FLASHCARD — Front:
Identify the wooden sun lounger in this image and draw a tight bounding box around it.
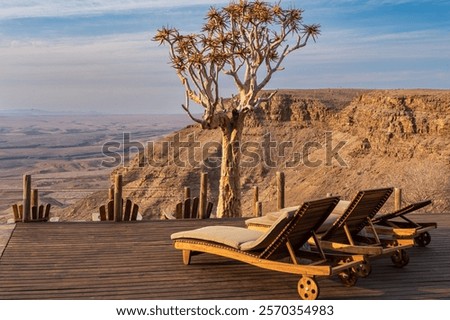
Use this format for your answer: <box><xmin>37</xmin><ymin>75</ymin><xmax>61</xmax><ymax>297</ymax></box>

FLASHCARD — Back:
<box><xmin>370</xmin><ymin>200</ymin><xmax>437</xmax><ymax>247</ymax></box>
<box><xmin>171</xmin><ymin>197</ymin><xmax>365</xmax><ymax>300</ymax></box>
<box><xmin>315</xmin><ymin>188</ymin><xmax>415</xmax><ymax>279</ymax></box>
<box><xmin>248</xmin><ymin>198</ymin><xmax>436</xmax><ymax>249</ymax></box>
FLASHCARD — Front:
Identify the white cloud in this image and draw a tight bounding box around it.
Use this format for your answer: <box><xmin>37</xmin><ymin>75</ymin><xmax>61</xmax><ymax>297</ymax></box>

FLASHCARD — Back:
<box><xmin>1</xmin><ymin>0</ymin><xmax>448</xmax><ymax>113</ymax></box>
<box><xmin>303</xmin><ymin>0</ymin><xmax>449</xmax><ymax>8</ymax></box>
<box><xmin>0</xmin><ymin>0</ymin><xmax>228</xmax><ymax>20</ymax></box>
<box><xmin>290</xmin><ymin>27</ymin><xmax>450</xmax><ymax>65</ymax></box>
<box><xmin>1</xmin><ymin>26</ymin><xmax>448</xmax><ymax>113</ymax></box>
<box><xmin>0</xmin><ymin>33</ymin><xmax>187</xmax><ymax>113</ymax></box>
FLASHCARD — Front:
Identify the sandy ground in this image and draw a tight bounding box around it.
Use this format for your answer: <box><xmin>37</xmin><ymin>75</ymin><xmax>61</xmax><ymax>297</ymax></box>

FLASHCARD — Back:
<box><xmin>0</xmin><ymin>113</ymin><xmax>191</xmax><ymax>222</ymax></box>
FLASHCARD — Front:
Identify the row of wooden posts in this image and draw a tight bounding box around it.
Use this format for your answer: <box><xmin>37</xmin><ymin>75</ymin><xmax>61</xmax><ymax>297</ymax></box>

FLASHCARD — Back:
<box><xmin>252</xmin><ymin>171</ymin><xmax>405</xmax><ymax>216</ymax></box>
<box><xmin>108</xmin><ymin>172</ymin><xmax>211</xmax><ymax>220</ymax></box>
<box><xmin>176</xmin><ymin>173</ymin><xmax>212</xmax><ymax>219</ymax></box>
<box><xmin>179</xmin><ymin>172</ymin><xmax>210</xmax><ymax>219</ymax></box>
<box><xmin>251</xmin><ymin>172</ymin><xmax>288</xmax><ymax>217</ymax></box>
<box><xmin>18</xmin><ymin>172</ymin><xmax>405</xmax><ymax>222</ymax></box>
<box><xmin>20</xmin><ymin>172</ymin><xmax>283</xmax><ymax>221</ymax></box>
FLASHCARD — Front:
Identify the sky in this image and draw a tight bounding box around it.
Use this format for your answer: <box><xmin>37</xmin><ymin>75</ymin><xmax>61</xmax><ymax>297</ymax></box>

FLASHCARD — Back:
<box><xmin>0</xmin><ymin>0</ymin><xmax>449</xmax><ymax>114</ymax></box>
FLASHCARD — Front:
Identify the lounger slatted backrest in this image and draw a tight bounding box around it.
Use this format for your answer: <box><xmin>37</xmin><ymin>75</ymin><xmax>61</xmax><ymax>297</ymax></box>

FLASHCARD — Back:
<box><xmin>372</xmin><ymin>199</ymin><xmax>432</xmax><ymax>224</ymax></box>
<box><xmin>259</xmin><ymin>197</ymin><xmax>341</xmax><ymax>259</ymax></box>
<box><xmin>320</xmin><ymin>188</ymin><xmax>393</xmax><ymax>243</ymax></box>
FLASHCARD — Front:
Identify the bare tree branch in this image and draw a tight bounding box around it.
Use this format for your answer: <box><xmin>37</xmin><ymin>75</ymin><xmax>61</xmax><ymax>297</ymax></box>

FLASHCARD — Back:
<box><xmin>181</xmin><ymin>91</ymin><xmax>203</xmax><ymax>125</ymax></box>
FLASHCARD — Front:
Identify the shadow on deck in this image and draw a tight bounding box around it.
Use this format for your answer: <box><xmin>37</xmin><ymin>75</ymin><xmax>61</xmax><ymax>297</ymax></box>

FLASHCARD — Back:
<box><xmin>0</xmin><ymin>214</ymin><xmax>449</xmax><ymax>300</ymax></box>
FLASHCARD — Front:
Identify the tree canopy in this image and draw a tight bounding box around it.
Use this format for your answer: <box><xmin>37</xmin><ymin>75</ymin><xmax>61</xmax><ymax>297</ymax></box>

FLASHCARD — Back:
<box><xmin>154</xmin><ymin>0</ymin><xmax>320</xmax><ymax>129</ymax></box>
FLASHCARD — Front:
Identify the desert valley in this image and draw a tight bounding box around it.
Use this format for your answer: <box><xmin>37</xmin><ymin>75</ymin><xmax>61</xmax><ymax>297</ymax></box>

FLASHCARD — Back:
<box><xmin>0</xmin><ymin>113</ymin><xmax>191</xmax><ymax>222</ymax></box>
<box><xmin>0</xmin><ymin>89</ymin><xmax>449</xmax><ymax>223</ymax></box>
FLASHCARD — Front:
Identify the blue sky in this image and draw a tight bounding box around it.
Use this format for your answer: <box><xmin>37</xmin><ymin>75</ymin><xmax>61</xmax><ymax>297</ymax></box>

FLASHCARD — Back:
<box><xmin>0</xmin><ymin>0</ymin><xmax>449</xmax><ymax>114</ymax></box>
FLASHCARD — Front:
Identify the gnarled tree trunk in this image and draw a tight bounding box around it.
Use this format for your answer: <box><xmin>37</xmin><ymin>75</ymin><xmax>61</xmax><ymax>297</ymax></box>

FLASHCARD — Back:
<box><xmin>216</xmin><ymin>113</ymin><xmax>245</xmax><ymax>218</ymax></box>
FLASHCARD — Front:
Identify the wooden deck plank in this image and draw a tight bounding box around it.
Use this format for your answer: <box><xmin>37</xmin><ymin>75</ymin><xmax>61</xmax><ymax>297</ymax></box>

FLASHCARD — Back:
<box><xmin>0</xmin><ymin>224</ymin><xmax>15</xmax><ymax>258</ymax></box>
<box><xmin>0</xmin><ymin>214</ymin><xmax>449</xmax><ymax>300</ymax></box>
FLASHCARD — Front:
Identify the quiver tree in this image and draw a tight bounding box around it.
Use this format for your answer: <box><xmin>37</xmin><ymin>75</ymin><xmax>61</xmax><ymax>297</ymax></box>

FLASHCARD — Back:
<box><xmin>154</xmin><ymin>0</ymin><xmax>320</xmax><ymax>217</ymax></box>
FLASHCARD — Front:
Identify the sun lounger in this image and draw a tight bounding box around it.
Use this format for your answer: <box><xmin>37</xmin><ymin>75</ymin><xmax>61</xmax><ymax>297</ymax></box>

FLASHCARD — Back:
<box><xmin>370</xmin><ymin>200</ymin><xmax>436</xmax><ymax>247</ymax></box>
<box><xmin>246</xmin><ymin>188</ymin><xmax>415</xmax><ymax>281</ymax></box>
<box><xmin>248</xmin><ymin>196</ymin><xmax>436</xmax><ymax>249</ymax></box>
<box><xmin>315</xmin><ymin>188</ymin><xmax>415</xmax><ymax>278</ymax></box>
<box><xmin>171</xmin><ymin>197</ymin><xmax>365</xmax><ymax>300</ymax></box>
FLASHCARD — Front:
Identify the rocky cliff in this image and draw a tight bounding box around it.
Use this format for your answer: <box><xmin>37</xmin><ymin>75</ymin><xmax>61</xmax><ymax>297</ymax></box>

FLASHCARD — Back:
<box><xmin>62</xmin><ymin>89</ymin><xmax>450</xmax><ymax>220</ymax></box>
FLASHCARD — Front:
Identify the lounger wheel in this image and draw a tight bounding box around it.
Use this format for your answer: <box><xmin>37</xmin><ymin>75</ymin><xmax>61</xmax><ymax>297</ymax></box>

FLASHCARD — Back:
<box><xmin>415</xmin><ymin>232</ymin><xmax>431</xmax><ymax>247</ymax></box>
<box><xmin>391</xmin><ymin>249</ymin><xmax>410</xmax><ymax>268</ymax></box>
<box><xmin>297</xmin><ymin>277</ymin><xmax>320</xmax><ymax>300</ymax></box>
<box><xmin>338</xmin><ymin>269</ymin><xmax>358</xmax><ymax>287</ymax></box>
<box><xmin>352</xmin><ymin>260</ymin><xmax>372</xmax><ymax>278</ymax></box>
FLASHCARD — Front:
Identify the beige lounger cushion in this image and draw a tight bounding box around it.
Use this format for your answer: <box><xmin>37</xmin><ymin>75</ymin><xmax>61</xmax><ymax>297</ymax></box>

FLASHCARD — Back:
<box><xmin>330</xmin><ymin>200</ymin><xmax>351</xmax><ymax>216</ymax></box>
<box><xmin>244</xmin><ymin>206</ymin><xmax>300</xmax><ymax>227</ymax></box>
<box><xmin>317</xmin><ymin>213</ymin><xmax>340</xmax><ymax>233</ymax></box>
<box><xmin>267</xmin><ymin>206</ymin><xmax>300</xmax><ymax>219</ymax></box>
<box><xmin>244</xmin><ymin>215</ymin><xmax>276</xmax><ymax>227</ymax></box>
<box><xmin>172</xmin><ymin>209</ymin><xmax>296</xmax><ymax>251</ymax></box>
<box><xmin>171</xmin><ymin>226</ymin><xmax>263</xmax><ymax>249</ymax></box>
<box><xmin>245</xmin><ymin>201</ymin><xmax>351</xmax><ymax>231</ymax></box>
<box><xmin>316</xmin><ymin>201</ymin><xmax>351</xmax><ymax>232</ymax></box>
<box><xmin>245</xmin><ymin>213</ymin><xmax>340</xmax><ymax>233</ymax></box>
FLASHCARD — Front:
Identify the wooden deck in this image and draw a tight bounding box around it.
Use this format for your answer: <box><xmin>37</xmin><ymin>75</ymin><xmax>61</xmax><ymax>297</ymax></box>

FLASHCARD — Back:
<box><xmin>0</xmin><ymin>214</ymin><xmax>449</xmax><ymax>300</ymax></box>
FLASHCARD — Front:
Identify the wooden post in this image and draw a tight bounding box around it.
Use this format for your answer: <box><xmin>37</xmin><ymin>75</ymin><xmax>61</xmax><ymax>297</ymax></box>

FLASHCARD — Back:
<box><xmin>114</xmin><ymin>174</ymin><xmax>123</xmax><ymax>222</ymax></box>
<box><xmin>22</xmin><ymin>175</ymin><xmax>31</xmax><ymax>222</ymax></box>
<box><xmin>183</xmin><ymin>198</ymin><xmax>191</xmax><ymax>219</ymax></box>
<box><xmin>394</xmin><ymin>188</ymin><xmax>402</xmax><ymax>211</ymax></box>
<box><xmin>184</xmin><ymin>187</ymin><xmax>191</xmax><ymax>200</ymax></box>
<box><xmin>32</xmin><ymin>189</ymin><xmax>39</xmax><ymax>207</ymax></box>
<box><xmin>175</xmin><ymin>203</ymin><xmax>183</xmax><ymax>219</ymax></box>
<box><xmin>253</xmin><ymin>186</ymin><xmax>259</xmax><ymax>217</ymax></box>
<box><xmin>199</xmin><ymin>172</ymin><xmax>208</xmax><ymax>219</ymax></box>
<box><xmin>276</xmin><ymin>171</ymin><xmax>285</xmax><ymax>210</ymax></box>
<box><xmin>108</xmin><ymin>187</ymin><xmax>114</xmax><ymax>200</ymax></box>
<box><xmin>32</xmin><ymin>188</ymin><xmax>39</xmax><ymax>220</ymax></box>
<box><xmin>256</xmin><ymin>201</ymin><xmax>263</xmax><ymax>217</ymax></box>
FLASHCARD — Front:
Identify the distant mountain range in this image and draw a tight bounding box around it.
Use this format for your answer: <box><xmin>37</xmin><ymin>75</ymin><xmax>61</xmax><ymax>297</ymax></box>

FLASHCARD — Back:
<box><xmin>0</xmin><ymin>108</ymin><xmax>101</xmax><ymax>116</ymax></box>
<box><xmin>0</xmin><ymin>108</ymin><xmax>189</xmax><ymax>116</ymax></box>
